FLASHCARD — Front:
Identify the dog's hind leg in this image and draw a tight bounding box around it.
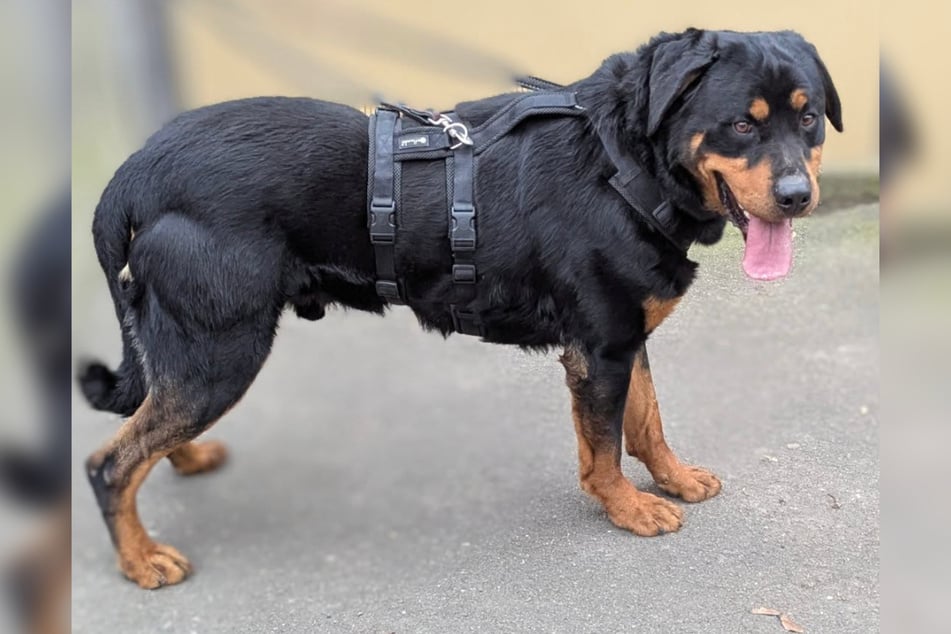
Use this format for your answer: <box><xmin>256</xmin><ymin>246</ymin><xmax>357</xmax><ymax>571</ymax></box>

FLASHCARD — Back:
<box><xmin>85</xmin><ymin>318</ymin><xmax>274</xmax><ymax>589</ymax></box>
<box><xmin>86</xmin><ymin>392</ymin><xmax>196</xmax><ymax>588</ymax></box>
<box><xmin>560</xmin><ymin>344</ymin><xmax>684</xmax><ymax>536</ymax></box>
<box><xmin>167</xmin><ymin>440</ymin><xmax>228</xmax><ymax>476</ymax></box>
<box><xmin>623</xmin><ymin>345</ymin><xmax>721</xmax><ymax>502</ymax></box>
<box><xmin>85</xmin><ymin>216</ymin><xmax>283</xmax><ymax>587</ymax></box>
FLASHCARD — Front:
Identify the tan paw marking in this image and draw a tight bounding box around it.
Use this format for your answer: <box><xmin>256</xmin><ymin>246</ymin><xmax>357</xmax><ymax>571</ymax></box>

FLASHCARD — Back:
<box><xmin>655</xmin><ymin>465</ymin><xmax>722</xmax><ymax>503</ymax></box>
<box><xmin>119</xmin><ymin>542</ymin><xmax>191</xmax><ymax>589</ymax></box>
<box><xmin>605</xmin><ymin>490</ymin><xmax>684</xmax><ymax>536</ymax></box>
<box><xmin>169</xmin><ymin>440</ymin><xmax>228</xmax><ymax>476</ymax></box>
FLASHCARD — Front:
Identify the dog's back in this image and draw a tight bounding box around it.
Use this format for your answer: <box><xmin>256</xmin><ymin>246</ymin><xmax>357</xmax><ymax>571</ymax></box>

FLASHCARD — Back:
<box><xmin>96</xmin><ymin>97</ymin><xmax>371</xmax><ymax>271</ymax></box>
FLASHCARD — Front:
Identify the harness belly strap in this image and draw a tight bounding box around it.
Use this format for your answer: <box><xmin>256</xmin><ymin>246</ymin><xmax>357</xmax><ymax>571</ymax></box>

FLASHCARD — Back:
<box><xmin>447</xmin><ymin>127</ymin><xmax>481</xmax><ymax>336</ymax></box>
<box><xmin>367</xmin><ymin>108</ymin><xmax>404</xmax><ymax>304</ymax></box>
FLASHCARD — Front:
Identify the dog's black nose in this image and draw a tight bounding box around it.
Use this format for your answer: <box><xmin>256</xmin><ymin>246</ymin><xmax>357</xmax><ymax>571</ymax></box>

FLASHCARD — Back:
<box><xmin>774</xmin><ymin>174</ymin><xmax>812</xmax><ymax>215</ymax></box>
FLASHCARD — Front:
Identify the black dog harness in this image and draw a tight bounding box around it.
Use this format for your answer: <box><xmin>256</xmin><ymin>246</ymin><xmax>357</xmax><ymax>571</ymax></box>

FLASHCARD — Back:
<box><xmin>366</xmin><ymin>79</ymin><xmax>709</xmax><ymax>336</ymax></box>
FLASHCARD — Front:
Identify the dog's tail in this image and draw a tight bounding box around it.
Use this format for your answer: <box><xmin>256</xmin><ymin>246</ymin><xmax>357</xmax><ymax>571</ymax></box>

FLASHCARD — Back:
<box><xmin>78</xmin><ymin>178</ymin><xmax>148</xmax><ymax>416</ymax></box>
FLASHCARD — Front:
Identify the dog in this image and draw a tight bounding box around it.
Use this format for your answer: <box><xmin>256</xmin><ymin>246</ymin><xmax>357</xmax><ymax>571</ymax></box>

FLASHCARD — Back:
<box><xmin>79</xmin><ymin>28</ymin><xmax>841</xmax><ymax>588</ymax></box>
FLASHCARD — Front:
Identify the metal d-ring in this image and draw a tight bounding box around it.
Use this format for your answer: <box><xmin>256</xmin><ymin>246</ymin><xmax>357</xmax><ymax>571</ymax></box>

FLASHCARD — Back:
<box><xmin>428</xmin><ymin>113</ymin><xmax>473</xmax><ymax>149</ymax></box>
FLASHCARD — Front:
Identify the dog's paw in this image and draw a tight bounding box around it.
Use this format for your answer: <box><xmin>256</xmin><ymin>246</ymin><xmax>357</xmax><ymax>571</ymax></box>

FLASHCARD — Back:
<box><xmin>606</xmin><ymin>491</ymin><xmax>683</xmax><ymax>536</ymax></box>
<box><xmin>119</xmin><ymin>542</ymin><xmax>191</xmax><ymax>589</ymax></box>
<box><xmin>655</xmin><ymin>465</ymin><xmax>721</xmax><ymax>502</ymax></box>
<box><xmin>168</xmin><ymin>440</ymin><xmax>228</xmax><ymax>476</ymax></box>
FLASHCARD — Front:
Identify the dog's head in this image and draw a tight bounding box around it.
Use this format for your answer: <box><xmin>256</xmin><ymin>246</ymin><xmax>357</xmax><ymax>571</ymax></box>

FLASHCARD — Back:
<box><xmin>646</xmin><ymin>30</ymin><xmax>842</xmax><ymax>280</ymax></box>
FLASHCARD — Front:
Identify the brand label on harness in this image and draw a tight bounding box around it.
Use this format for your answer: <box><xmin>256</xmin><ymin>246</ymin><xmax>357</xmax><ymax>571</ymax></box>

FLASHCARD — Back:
<box><xmin>399</xmin><ymin>135</ymin><xmax>430</xmax><ymax>149</ymax></box>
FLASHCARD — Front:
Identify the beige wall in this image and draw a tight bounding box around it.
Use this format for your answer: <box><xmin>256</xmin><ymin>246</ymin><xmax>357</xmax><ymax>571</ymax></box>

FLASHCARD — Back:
<box><xmin>170</xmin><ymin>0</ymin><xmax>878</xmax><ymax>174</ymax></box>
<box><xmin>882</xmin><ymin>3</ymin><xmax>949</xmax><ymax>212</ymax></box>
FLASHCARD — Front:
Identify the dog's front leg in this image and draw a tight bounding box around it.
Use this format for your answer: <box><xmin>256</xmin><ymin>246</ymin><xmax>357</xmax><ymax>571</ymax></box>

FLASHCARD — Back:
<box><xmin>560</xmin><ymin>344</ymin><xmax>683</xmax><ymax>536</ymax></box>
<box><xmin>623</xmin><ymin>345</ymin><xmax>721</xmax><ymax>503</ymax></box>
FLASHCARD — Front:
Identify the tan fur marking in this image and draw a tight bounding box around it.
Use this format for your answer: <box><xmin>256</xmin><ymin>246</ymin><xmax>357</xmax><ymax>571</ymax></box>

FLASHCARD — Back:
<box><xmin>570</xmin><ymin>402</ymin><xmax>684</xmax><ymax>535</ymax></box>
<box><xmin>694</xmin><ymin>153</ymin><xmax>778</xmax><ymax>221</ymax></box>
<box><xmin>804</xmin><ymin>145</ymin><xmax>824</xmax><ymax>214</ymax></box>
<box><xmin>749</xmin><ymin>98</ymin><xmax>770</xmax><ymax>121</ymax></box>
<box><xmin>571</xmin><ymin>409</ymin><xmax>596</xmax><ymax>494</ymax></box>
<box><xmin>118</xmin><ymin>228</ymin><xmax>137</xmax><ymax>282</ymax></box>
<box><xmin>690</xmin><ymin>132</ymin><xmax>705</xmax><ymax>156</ymax></box>
<box><xmin>168</xmin><ymin>440</ymin><xmax>228</xmax><ymax>476</ymax></box>
<box><xmin>643</xmin><ymin>296</ymin><xmax>681</xmax><ymax>333</ymax></box>
<box><xmin>790</xmin><ymin>88</ymin><xmax>808</xmax><ymax>111</ymax></box>
<box><xmin>112</xmin><ymin>450</ymin><xmax>191</xmax><ymax>588</ymax></box>
<box><xmin>559</xmin><ymin>345</ymin><xmax>588</xmax><ymax>389</ymax></box>
<box><xmin>623</xmin><ymin>349</ymin><xmax>721</xmax><ymax>502</ymax></box>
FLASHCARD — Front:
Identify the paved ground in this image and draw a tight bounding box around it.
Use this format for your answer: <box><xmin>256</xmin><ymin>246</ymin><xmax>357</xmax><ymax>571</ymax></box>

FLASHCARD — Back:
<box><xmin>72</xmin><ymin>204</ymin><xmax>879</xmax><ymax>633</ymax></box>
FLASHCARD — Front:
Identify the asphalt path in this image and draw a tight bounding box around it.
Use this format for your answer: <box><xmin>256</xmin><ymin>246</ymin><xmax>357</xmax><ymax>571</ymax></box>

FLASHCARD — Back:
<box><xmin>72</xmin><ymin>204</ymin><xmax>879</xmax><ymax>633</ymax></box>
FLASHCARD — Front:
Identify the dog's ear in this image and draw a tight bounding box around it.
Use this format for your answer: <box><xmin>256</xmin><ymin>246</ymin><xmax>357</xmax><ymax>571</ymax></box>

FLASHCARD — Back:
<box><xmin>782</xmin><ymin>32</ymin><xmax>843</xmax><ymax>133</ymax></box>
<box><xmin>646</xmin><ymin>30</ymin><xmax>718</xmax><ymax>136</ymax></box>
<box><xmin>812</xmin><ymin>50</ymin><xmax>843</xmax><ymax>132</ymax></box>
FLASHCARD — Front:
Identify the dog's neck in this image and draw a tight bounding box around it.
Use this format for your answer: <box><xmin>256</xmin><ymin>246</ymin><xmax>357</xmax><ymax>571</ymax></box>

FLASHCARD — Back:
<box><xmin>573</xmin><ymin>55</ymin><xmax>727</xmax><ymax>247</ymax></box>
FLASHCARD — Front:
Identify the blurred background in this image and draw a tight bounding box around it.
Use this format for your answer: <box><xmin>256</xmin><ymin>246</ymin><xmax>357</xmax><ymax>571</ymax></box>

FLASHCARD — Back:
<box><xmin>10</xmin><ymin>0</ymin><xmax>949</xmax><ymax>631</ymax></box>
<box><xmin>0</xmin><ymin>2</ymin><xmax>69</xmax><ymax>633</ymax></box>
<box><xmin>880</xmin><ymin>4</ymin><xmax>951</xmax><ymax>634</ymax></box>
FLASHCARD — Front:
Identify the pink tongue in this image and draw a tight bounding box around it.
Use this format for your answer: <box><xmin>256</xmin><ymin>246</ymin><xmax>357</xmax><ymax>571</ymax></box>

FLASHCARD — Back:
<box><xmin>742</xmin><ymin>217</ymin><xmax>793</xmax><ymax>280</ymax></box>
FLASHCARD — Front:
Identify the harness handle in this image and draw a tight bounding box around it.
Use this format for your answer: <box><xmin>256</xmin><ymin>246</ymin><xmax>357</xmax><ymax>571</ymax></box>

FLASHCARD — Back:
<box><xmin>515</xmin><ymin>75</ymin><xmax>565</xmax><ymax>91</ymax></box>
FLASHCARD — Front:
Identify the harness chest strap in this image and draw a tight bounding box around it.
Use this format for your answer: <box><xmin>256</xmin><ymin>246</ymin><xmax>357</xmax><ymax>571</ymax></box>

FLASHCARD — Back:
<box><xmin>591</xmin><ymin>121</ymin><xmax>718</xmax><ymax>252</ymax></box>
<box><xmin>512</xmin><ymin>77</ymin><xmax>720</xmax><ymax>252</ymax></box>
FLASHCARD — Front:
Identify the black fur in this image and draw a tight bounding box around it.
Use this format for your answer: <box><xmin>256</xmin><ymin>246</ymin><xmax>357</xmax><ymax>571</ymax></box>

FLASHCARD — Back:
<box><xmin>80</xmin><ymin>29</ymin><xmax>840</xmax><ymax>552</ymax></box>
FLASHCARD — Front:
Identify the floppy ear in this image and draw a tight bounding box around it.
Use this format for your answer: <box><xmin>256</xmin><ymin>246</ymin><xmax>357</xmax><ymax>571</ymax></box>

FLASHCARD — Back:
<box><xmin>813</xmin><ymin>52</ymin><xmax>843</xmax><ymax>132</ymax></box>
<box><xmin>646</xmin><ymin>30</ymin><xmax>719</xmax><ymax>136</ymax></box>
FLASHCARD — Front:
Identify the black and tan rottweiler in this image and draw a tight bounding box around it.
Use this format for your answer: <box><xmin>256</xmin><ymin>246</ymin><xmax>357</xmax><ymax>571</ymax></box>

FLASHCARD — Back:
<box><xmin>79</xmin><ymin>28</ymin><xmax>841</xmax><ymax>588</ymax></box>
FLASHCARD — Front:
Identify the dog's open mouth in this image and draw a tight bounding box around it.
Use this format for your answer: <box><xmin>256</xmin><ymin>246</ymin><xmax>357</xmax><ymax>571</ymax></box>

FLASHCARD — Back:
<box><xmin>717</xmin><ymin>174</ymin><xmax>749</xmax><ymax>237</ymax></box>
<box><xmin>715</xmin><ymin>173</ymin><xmax>793</xmax><ymax>281</ymax></box>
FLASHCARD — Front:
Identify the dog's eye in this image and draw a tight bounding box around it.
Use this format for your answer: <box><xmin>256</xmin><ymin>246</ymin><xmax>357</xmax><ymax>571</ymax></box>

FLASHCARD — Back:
<box><xmin>733</xmin><ymin>121</ymin><xmax>753</xmax><ymax>134</ymax></box>
<box><xmin>801</xmin><ymin>113</ymin><xmax>817</xmax><ymax>127</ymax></box>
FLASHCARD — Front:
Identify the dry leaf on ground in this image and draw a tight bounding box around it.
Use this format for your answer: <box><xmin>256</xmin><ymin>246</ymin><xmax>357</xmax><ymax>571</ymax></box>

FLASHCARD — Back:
<box><xmin>779</xmin><ymin>613</ymin><xmax>805</xmax><ymax>633</ymax></box>
<box><xmin>752</xmin><ymin>607</ymin><xmax>782</xmax><ymax>616</ymax></box>
<box><xmin>751</xmin><ymin>607</ymin><xmax>805</xmax><ymax>632</ymax></box>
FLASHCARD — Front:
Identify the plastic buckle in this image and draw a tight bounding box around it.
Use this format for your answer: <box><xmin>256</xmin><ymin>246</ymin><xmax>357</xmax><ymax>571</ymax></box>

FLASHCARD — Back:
<box><xmin>450</xmin><ymin>203</ymin><xmax>476</xmax><ymax>251</ymax></box>
<box><xmin>369</xmin><ymin>199</ymin><xmax>396</xmax><ymax>245</ymax></box>
<box><xmin>375</xmin><ymin>280</ymin><xmax>401</xmax><ymax>302</ymax></box>
<box><xmin>450</xmin><ymin>306</ymin><xmax>484</xmax><ymax>336</ymax></box>
<box><xmin>452</xmin><ymin>264</ymin><xmax>476</xmax><ymax>284</ymax></box>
